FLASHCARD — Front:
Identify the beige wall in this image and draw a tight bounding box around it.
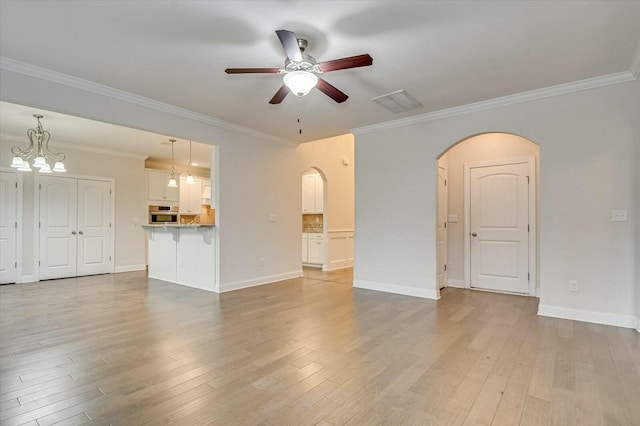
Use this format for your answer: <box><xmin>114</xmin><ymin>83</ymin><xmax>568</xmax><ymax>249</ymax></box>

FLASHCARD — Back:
<box><xmin>297</xmin><ymin>134</ymin><xmax>354</xmax><ymax>232</ymax></box>
<box><xmin>442</xmin><ymin>133</ymin><xmax>540</xmax><ymax>285</ymax></box>
<box><xmin>1</xmin><ymin>139</ymin><xmax>147</xmax><ymax>278</ymax></box>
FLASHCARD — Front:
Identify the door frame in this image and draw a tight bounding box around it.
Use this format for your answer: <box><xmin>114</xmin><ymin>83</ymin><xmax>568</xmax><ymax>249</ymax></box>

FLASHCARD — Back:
<box><xmin>34</xmin><ymin>172</ymin><xmax>116</xmax><ymax>282</ymax></box>
<box><xmin>0</xmin><ymin>167</ymin><xmax>24</xmax><ymax>283</ymax></box>
<box><xmin>463</xmin><ymin>157</ymin><xmax>537</xmax><ymax>296</ymax></box>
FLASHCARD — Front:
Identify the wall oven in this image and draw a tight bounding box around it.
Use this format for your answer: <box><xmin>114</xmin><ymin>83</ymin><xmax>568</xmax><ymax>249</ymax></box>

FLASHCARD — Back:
<box><xmin>149</xmin><ymin>205</ymin><xmax>179</xmax><ymax>224</ymax></box>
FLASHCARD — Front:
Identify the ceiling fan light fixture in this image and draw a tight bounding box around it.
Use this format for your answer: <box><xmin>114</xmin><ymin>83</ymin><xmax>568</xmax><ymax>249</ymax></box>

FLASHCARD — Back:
<box><xmin>283</xmin><ymin>71</ymin><xmax>318</xmax><ymax>97</ymax></box>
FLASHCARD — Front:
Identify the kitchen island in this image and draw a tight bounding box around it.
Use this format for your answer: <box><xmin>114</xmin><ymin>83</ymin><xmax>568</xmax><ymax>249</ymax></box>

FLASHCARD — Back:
<box><xmin>142</xmin><ymin>225</ymin><xmax>216</xmax><ymax>292</ymax></box>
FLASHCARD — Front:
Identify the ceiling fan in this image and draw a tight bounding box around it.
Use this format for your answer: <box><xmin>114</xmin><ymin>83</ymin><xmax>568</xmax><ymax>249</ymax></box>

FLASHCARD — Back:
<box><xmin>225</xmin><ymin>30</ymin><xmax>373</xmax><ymax>104</ymax></box>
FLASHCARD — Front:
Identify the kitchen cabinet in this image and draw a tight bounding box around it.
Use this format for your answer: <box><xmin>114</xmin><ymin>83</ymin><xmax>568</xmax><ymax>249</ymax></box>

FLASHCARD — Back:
<box><xmin>148</xmin><ymin>170</ymin><xmax>180</xmax><ymax>202</ymax></box>
<box><xmin>201</xmin><ymin>178</ymin><xmax>212</xmax><ymax>203</ymax></box>
<box><xmin>302</xmin><ymin>172</ymin><xmax>323</xmax><ymax>213</ymax></box>
<box><xmin>302</xmin><ymin>233</ymin><xmax>323</xmax><ymax>265</ymax></box>
<box><xmin>179</xmin><ymin>177</ymin><xmax>203</xmax><ymax>214</ymax></box>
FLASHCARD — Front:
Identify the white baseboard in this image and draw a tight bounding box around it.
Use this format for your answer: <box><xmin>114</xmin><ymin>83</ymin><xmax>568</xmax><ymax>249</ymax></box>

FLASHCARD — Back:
<box><xmin>538</xmin><ymin>304</ymin><xmax>637</xmax><ymax>330</ymax></box>
<box><xmin>114</xmin><ymin>264</ymin><xmax>147</xmax><ymax>273</ymax></box>
<box><xmin>324</xmin><ymin>262</ymin><xmax>354</xmax><ymax>272</ymax></box>
<box><xmin>19</xmin><ymin>275</ymin><xmax>36</xmax><ymax>283</ymax></box>
<box><xmin>217</xmin><ymin>270</ymin><xmax>302</xmax><ymax>293</ymax></box>
<box><xmin>353</xmin><ymin>279</ymin><xmax>440</xmax><ymax>300</ymax></box>
<box><xmin>447</xmin><ymin>279</ymin><xmax>465</xmax><ymax>289</ymax></box>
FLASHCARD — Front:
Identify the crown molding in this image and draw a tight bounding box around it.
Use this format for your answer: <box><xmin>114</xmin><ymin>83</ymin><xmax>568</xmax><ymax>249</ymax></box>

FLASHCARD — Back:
<box><xmin>630</xmin><ymin>40</ymin><xmax>640</xmax><ymax>80</ymax></box>
<box><xmin>0</xmin><ymin>133</ymin><xmax>149</xmax><ymax>160</ymax></box>
<box><xmin>0</xmin><ymin>57</ymin><xmax>295</xmax><ymax>147</ymax></box>
<box><xmin>352</xmin><ymin>69</ymin><xmax>638</xmax><ymax>136</ymax></box>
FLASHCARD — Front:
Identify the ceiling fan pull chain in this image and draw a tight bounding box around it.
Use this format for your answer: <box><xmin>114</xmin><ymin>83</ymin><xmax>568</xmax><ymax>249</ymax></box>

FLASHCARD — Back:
<box><xmin>298</xmin><ymin>95</ymin><xmax>303</xmax><ymax>135</ymax></box>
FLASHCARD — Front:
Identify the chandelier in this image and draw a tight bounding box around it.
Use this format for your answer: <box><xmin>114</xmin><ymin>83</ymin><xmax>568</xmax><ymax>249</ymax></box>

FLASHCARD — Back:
<box><xmin>10</xmin><ymin>114</ymin><xmax>66</xmax><ymax>173</ymax></box>
<box><xmin>167</xmin><ymin>139</ymin><xmax>177</xmax><ymax>187</ymax></box>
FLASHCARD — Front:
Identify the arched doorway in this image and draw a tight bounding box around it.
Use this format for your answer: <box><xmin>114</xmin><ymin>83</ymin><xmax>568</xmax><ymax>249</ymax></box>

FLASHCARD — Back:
<box><xmin>301</xmin><ymin>167</ymin><xmax>327</xmax><ymax>270</ymax></box>
<box><xmin>436</xmin><ymin>132</ymin><xmax>540</xmax><ymax>297</ymax></box>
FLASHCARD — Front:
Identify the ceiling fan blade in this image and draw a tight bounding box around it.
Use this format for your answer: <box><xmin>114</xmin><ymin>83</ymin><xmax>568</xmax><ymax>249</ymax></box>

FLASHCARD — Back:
<box><xmin>269</xmin><ymin>85</ymin><xmax>290</xmax><ymax>104</ymax></box>
<box><xmin>276</xmin><ymin>30</ymin><xmax>303</xmax><ymax>62</ymax></box>
<box><xmin>316</xmin><ymin>78</ymin><xmax>348</xmax><ymax>103</ymax></box>
<box><xmin>225</xmin><ymin>68</ymin><xmax>281</xmax><ymax>74</ymax></box>
<box><xmin>318</xmin><ymin>54</ymin><xmax>373</xmax><ymax>72</ymax></box>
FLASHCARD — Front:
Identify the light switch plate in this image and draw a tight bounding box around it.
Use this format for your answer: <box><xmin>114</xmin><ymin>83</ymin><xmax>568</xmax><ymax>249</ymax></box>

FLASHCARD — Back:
<box><xmin>611</xmin><ymin>209</ymin><xmax>627</xmax><ymax>222</ymax></box>
<box><xmin>269</xmin><ymin>214</ymin><xmax>277</xmax><ymax>222</ymax></box>
<box><xmin>447</xmin><ymin>214</ymin><xmax>459</xmax><ymax>223</ymax></box>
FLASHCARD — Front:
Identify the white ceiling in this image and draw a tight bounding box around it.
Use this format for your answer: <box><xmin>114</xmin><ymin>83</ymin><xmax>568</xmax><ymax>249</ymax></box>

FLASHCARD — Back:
<box><xmin>1</xmin><ymin>1</ymin><xmax>639</xmax><ymax>150</ymax></box>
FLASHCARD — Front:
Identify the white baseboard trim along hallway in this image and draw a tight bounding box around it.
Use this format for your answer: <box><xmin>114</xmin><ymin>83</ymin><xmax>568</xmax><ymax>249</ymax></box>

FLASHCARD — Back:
<box><xmin>217</xmin><ymin>271</ymin><xmax>302</xmax><ymax>293</ymax></box>
<box><xmin>538</xmin><ymin>304</ymin><xmax>637</xmax><ymax>329</ymax></box>
<box><xmin>353</xmin><ymin>279</ymin><xmax>440</xmax><ymax>300</ymax></box>
<box><xmin>115</xmin><ymin>264</ymin><xmax>147</xmax><ymax>273</ymax></box>
<box><xmin>447</xmin><ymin>279</ymin><xmax>466</xmax><ymax>289</ymax></box>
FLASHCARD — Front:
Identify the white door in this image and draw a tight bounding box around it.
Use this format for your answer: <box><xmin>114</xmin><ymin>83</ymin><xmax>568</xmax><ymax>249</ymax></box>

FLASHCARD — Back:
<box><xmin>436</xmin><ymin>166</ymin><xmax>448</xmax><ymax>290</ymax></box>
<box><xmin>40</xmin><ymin>176</ymin><xmax>78</xmax><ymax>280</ymax></box>
<box><xmin>40</xmin><ymin>176</ymin><xmax>113</xmax><ymax>280</ymax></box>
<box><xmin>302</xmin><ymin>174</ymin><xmax>316</xmax><ymax>213</ymax></box>
<box><xmin>470</xmin><ymin>162</ymin><xmax>529</xmax><ymax>294</ymax></box>
<box><xmin>0</xmin><ymin>172</ymin><xmax>17</xmax><ymax>284</ymax></box>
<box><xmin>77</xmin><ymin>179</ymin><xmax>112</xmax><ymax>276</ymax></box>
<box><xmin>314</xmin><ymin>174</ymin><xmax>324</xmax><ymax>213</ymax></box>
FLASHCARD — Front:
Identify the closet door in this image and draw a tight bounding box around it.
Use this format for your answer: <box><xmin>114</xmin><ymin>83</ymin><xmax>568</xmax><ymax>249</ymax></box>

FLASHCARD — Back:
<box><xmin>39</xmin><ymin>176</ymin><xmax>78</xmax><ymax>280</ymax></box>
<box><xmin>77</xmin><ymin>179</ymin><xmax>112</xmax><ymax>276</ymax></box>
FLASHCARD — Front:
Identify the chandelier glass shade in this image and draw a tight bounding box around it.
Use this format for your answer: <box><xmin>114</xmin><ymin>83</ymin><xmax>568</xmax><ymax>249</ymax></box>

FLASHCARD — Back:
<box><xmin>283</xmin><ymin>71</ymin><xmax>318</xmax><ymax>97</ymax></box>
<box><xmin>10</xmin><ymin>114</ymin><xmax>66</xmax><ymax>173</ymax></box>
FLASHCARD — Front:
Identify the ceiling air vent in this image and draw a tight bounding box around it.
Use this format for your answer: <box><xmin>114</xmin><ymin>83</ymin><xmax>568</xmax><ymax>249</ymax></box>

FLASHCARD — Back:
<box><xmin>372</xmin><ymin>90</ymin><xmax>423</xmax><ymax>113</ymax></box>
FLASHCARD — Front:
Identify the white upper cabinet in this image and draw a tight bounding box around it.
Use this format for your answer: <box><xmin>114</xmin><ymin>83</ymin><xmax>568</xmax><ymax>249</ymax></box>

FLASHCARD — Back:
<box><xmin>302</xmin><ymin>172</ymin><xmax>324</xmax><ymax>214</ymax></box>
<box><xmin>179</xmin><ymin>178</ymin><xmax>203</xmax><ymax>214</ymax></box>
<box><xmin>148</xmin><ymin>170</ymin><xmax>179</xmax><ymax>202</ymax></box>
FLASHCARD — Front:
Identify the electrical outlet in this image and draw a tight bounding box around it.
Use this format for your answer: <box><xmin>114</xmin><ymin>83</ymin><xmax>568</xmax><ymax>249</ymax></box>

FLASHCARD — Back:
<box><xmin>569</xmin><ymin>280</ymin><xmax>578</xmax><ymax>292</ymax></box>
<box><xmin>259</xmin><ymin>257</ymin><xmax>265</xmax><ymax>267</ymax></box>
<box><xmin>611</xmin><ymin>209</ymin><xmax>627</xmax><ymax>222</ymax></box>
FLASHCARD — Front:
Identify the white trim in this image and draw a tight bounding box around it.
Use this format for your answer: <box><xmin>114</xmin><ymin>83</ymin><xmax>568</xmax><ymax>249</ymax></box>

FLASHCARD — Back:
<box><xmin>20</xmin><ymin>275</ymin><xmax>35</xmax><ymax>283</ymax></box>
<box><xmin>352</xmin><ymin>71</ymin><xmax>637</xmax><ymax>136</ymax></box>
<box><xmin>464</xmin><ymin>156</ymin><xmax>537</xmax><ymax>296</ymax></box>
<box><xmin>630</xmin><ymin>40</ymin><xmax>640</xmax><ymax>80</ymax></box>
<box><xmin>353</xmin><ymin>279</ymin><xmax>440</xmax><ymax>300</ymax></box>
<box><xmin>216</xmin><ymin>271</ymin><xmax>302</xmax><ymax>293</ymax></box>
<box><xmin>114</xmin><ymin>264</ymin><xmax>147</xmax><ymax>273</ymax></box>
<box><xmin>0</xmin><ymin>167</ymin><xmax>22</xmax><ymax>284</ymax></box>
<box><xmin>0</xmin><ymin>134</ymin><xmax>149</xmax><ymax>160</ymax></box>
<box><xmin>447</xmin><ymin>279</ymin><xmax>466</xmax><ymax>289</ymax></box>
<box><xmin>0</xmin><ymin>57</ymin><xmax>294</xmax><ymax>147</ymax></box>
<box><xmin>538</xmin><ymin>304</ymin><xmax>637</xmax><ymax>330</ymax></box>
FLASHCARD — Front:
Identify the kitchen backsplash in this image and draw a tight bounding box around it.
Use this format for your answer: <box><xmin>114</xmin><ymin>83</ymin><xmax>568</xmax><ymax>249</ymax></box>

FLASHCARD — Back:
<box><xmin>302</xmin><ymin>214</ymin><xmax>323</xmax><ymax>233</ymax></box>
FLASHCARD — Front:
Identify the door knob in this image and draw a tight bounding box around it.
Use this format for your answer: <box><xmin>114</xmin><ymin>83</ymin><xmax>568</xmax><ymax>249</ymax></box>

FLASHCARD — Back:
<box><xmin>78</xmin><ymin>231</ymin><xmax>83</xmax><ymax>235</ymax></box>
<box><xmin>471</xmin><ymin>232</ymin><xmax>477</xmax><ymax>237</ymax></box>
<box><xmin>71</xmin><ymin>231</ymin><xmax>76</xmax><ymax>235</ymax></box>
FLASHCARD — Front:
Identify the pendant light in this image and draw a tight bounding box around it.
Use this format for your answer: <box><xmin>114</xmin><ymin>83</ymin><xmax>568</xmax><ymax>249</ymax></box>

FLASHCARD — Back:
<box><xmin>167</xmin><ymin>139</ymin><xmax>177</xmax><ymax>187</ymax></box>
<box><xmin>186</xmin><ymin>140</ymin><xmax>195</xmax><ymax>184</ymax></box>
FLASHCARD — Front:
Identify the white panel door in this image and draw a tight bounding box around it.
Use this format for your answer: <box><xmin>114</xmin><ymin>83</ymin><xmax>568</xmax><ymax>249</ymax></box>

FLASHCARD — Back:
<box><xmin>314</xmin><ymin>174</ymin><xmax>324</xmax><ymax>213</ymax></box>
<box><xmin>470</xmin><ymin>163</ymin><xmax>529</xmax><ymax>293</ymax></box>
<box><xmin>77</xmin><ymin>179</ymin><xmax>112</xmax><ymax>276</ymax></box>
<box><xmin>436</xmin><ymin>166</ymin><xmax>447</xmax><ymax>290</ymax></box>
<box><xmin>40</xmin><ymin>176</ymin><xmax>78</xmax><ymax>280</ymax></box>
<box><xmin>0</xmin><ymin>172</ymin><xmax>17</xmax><ymax>284</ymax></box>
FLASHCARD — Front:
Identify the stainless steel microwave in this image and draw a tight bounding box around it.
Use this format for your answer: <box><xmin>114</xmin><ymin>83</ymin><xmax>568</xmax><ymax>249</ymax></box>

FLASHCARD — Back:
<box><xmin>149</xmin><ymin>205</ymin><xmax>178</xmax><ymax>224</ymax></box>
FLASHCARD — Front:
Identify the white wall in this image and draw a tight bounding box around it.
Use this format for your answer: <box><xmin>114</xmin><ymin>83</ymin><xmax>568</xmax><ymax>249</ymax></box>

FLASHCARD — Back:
<box><xmin>354</xmin><ymin>78</ymin><xmax>640</xmax><ymax>328</ymax></box>
<box><xmin>635</xmin><ymin>123</ymin><xmax>640</xmax><ymax>331</ymax></box>
<box><xmin>443</xmin><ymin>133</ymin><xmax>539</xmax><ymax>286</ymax></box>
<box><xmin>0</xmin><ymin>67</ymin><xmax>302</xmax><ymax>292</ymax></box>
<box><xmin>0</xmin><ymin>139</ymin><xmax>147</xmax><ymax>277</ymax></box>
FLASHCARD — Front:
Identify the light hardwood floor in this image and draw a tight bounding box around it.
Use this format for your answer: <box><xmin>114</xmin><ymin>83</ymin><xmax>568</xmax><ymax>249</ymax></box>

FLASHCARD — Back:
<box><xmin>1</xmin><ymin>268</ymin><xmax>638</xmax><ymax>425</ymax></box>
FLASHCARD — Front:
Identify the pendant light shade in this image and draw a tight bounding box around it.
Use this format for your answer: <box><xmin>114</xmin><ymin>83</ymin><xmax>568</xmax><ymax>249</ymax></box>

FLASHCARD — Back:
<box><xmin>186</xmin><ymin>140</ymin><xmax>195</xmax><ymax>184</ymax></box>
<box><xmin>168</xmin><ymin>139</ymin><xmax>177</xmax><ymax>187</ymax></box>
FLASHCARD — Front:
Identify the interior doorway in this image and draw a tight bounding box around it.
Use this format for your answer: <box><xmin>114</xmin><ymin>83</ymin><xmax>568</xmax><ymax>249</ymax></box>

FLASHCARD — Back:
<box><xmin>301</xmin><ymin>168</ymin><xmax>326</xmax><ymax>270</ymax></box>
<box><xmin>436</xmin><ymin>133</ymin><xmax>539</xmax><ymax>297</ymax></box>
